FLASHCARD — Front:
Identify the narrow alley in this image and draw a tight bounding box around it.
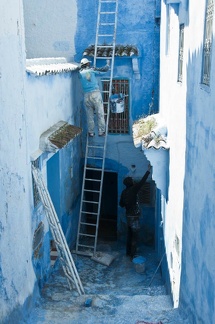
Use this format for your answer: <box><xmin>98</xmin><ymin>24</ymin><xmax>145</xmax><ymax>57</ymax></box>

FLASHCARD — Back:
<box><xmin>25</xmin><ymin>240</ymin><xmax>188</xmax><ymax>324</ymax></box>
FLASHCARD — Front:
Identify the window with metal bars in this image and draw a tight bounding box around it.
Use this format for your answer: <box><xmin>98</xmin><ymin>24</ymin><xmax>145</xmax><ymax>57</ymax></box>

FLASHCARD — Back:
<box><xmin>202</xmin><ymin>0</ymin><xmax>214</xmax><ymax>86</ymax></box>
<box><xmin>137</xmin><ymin>180</ymin><xmax>155</xmax><ymax>207</ymax></box>
<box><xmin>102</xmin><ymin>79</ymin><xmax>129</xmax><ymax>134</ymax></box>
<box><xmin>177</xmin><ymin>24</ymin><xmax>184</xmax><ymax>83</ymax></box>
<box><xmin>32</xmin><ymin>158</ymin><xmax>41</xmax><ymax>207</ymax></box>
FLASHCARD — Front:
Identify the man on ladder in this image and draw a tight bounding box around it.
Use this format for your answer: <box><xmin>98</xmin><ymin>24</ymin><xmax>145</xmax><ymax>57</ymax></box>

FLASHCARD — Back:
<box><xmin>78</xmin><ymin>58</ymin><xmax>110</xmax><ymax>137</ymax></box>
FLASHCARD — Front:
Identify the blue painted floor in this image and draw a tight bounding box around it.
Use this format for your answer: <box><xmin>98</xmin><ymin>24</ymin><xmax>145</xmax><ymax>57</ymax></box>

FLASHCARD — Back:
<box><xmin>25</xmin><ymin>240</ymin><xmax>190</xmax><ymax>324</ymax></box>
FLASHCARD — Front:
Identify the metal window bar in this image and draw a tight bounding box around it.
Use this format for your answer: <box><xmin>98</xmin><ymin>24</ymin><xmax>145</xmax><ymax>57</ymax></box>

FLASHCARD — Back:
<box><xmin>102</xmin><ymin>79</ymin><xmax>129</xmax><ymax>134</ymax></box>
<box><xmin>177</xmin><ymin>24</ymin><xmax>184</xmax><ymax>83</ymax></box>
<box><xmin>202</xmin><ymin>0</ymin><xmax>214</xmax><ymax>86</ymax></box>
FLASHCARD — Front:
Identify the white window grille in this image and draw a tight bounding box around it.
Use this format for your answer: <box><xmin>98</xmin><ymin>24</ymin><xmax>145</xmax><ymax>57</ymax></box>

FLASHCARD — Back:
<box><xmin>102</xmin><ymin>79</ymin><xmax>129</xmax><ymax>134</ymax></box>
<box><xmin>178</xmin><ymin>24</ymin><xmax>184</xmax><ymax>83</ymax></box>
<box><xmin>202</xmin><ymin>0</ymin><xmax>214</xmax><ymax>86</ymax></box>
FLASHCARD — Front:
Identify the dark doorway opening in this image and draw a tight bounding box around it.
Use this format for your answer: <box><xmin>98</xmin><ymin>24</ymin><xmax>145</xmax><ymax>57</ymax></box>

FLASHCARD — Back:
<box><xmin>85</xmin><ymin>170</ymin><xmax>118</xmax><ymax>241</ymax></box>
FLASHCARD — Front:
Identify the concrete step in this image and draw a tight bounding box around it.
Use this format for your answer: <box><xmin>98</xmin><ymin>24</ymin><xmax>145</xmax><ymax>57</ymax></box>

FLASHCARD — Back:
<box><xmin>27</xmin><ymin>291</ymin><xmax>189</xmax><ymax>324</ymax></box>
<box><xmin>25</xmin><ymin>242</ymin><xmax>190</xmax><ymax>323</ymax></box>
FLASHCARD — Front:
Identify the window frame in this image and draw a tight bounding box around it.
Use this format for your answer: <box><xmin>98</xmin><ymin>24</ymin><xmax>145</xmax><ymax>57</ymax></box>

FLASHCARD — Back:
<box><xmin>102</xmin><ymin>78</ymin><xmax>130</xmax><ymax>134</ymax></box>
<box><xmin>201</xmin><ymin>0</ymin><xmax>214</xmax><ymax>86</ymax></box>
<box><xmin>32</xmin><ymin>157</ymin><xmax>41</xmax><ymax>208</ymax></box>
<box><xmin>177</xmin><ymin>23</ymin><xmax>185</xmax><ymax>83</ymax></box>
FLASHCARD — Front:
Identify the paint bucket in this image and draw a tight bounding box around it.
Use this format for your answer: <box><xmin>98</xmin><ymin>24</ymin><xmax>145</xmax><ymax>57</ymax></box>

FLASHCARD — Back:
<box><xmin>110</xmin><ymin>94</ymin><xmax>125</xmax><ymax>113</ymax></box>
<box><xmin>132</xmin><ymin>256</ymin><xmax>146</xmax><ymax>274</ymax></box>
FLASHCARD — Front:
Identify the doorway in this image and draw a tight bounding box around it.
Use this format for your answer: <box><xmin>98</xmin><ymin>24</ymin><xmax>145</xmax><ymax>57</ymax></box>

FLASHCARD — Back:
<box><xmin>85</xmin><ymin>170</ymin><xmax>118</xmax><ymax>241</ymax></box>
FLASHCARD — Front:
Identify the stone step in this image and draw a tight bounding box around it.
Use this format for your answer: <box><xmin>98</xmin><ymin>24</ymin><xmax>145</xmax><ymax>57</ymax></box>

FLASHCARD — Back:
<box><xmin>27</xmin><ymin>292</ymin><xmax>189</xmax><ymax>324</ymax></box>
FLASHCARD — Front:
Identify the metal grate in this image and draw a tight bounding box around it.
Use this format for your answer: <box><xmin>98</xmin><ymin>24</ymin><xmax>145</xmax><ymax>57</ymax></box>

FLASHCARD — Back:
<box><xmin>33</xmin><ymin>221</ymin><xmax>44</xmax><ymax>258</ymax></box>
<box><xmin>32</xmin><ymin>158</ymin><xmax>41</xmax><ymax>207</ymax></box>
<box><xmin>202</xmin><ymin>0</ymin><xmax>214</xmax><ymax>86</ymax></box>
<box><xmin>177</xmin><ymin>24</ymin><xmax>184</xmax><ymax>83</ymax></box>
<box><xmin>137</xmin><ymin>180</ymin><xmax>156</xmax><ymax>207</ymax></box>
<box><xmin>138</xmin><ymin>182</ymin><xmax>151</xmax><ymax>205</ymax></box>
<box><xmin>102</xmin><ymin>79</ymin><xmax>129</xmax><ymax>134</ymax></box>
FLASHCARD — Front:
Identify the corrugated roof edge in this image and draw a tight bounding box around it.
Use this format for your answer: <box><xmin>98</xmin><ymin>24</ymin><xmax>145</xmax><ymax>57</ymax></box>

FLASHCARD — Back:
<box><xmin>132</xmin><ymin>113</ymin><xmax>169</xmax><ymax>150</ymax></box>
<box><xmin>26</xmin><ymin>57</ymin><xmax>79</xmax><ymax>76</ymax></box>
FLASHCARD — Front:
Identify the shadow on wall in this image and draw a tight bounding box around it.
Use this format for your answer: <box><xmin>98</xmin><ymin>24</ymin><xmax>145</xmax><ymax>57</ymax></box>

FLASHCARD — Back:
<box><xmin>164</xmin><ymin>0</ymin><xmax>190</xmax><ymax>26</ymax></box>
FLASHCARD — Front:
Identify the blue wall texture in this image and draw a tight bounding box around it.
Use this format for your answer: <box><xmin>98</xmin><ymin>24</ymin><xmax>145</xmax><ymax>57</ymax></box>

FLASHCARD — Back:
<box><xmin>75</xmin><ymin>0</ymin><xmax>160</xmax><ymax>119</ymax></box>
<box><xmin>74</xmin><ymin>0</ymin><xmax>161</xmax><ymax>242</ymax></box>
<box><xmin>180</xmin><ymin>46</ymin><xmax>215</xmax><ymax>323</ymax></box>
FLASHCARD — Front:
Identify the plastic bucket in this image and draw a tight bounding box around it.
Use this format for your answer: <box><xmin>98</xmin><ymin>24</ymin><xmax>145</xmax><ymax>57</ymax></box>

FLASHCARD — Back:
<box><xmin>132</xmin><ymin>256</ymin><xmax>146</xmax><ymax>274</ymax></box>
<box><xmin>110</xmin><ymin>94</ymin><xmax>125</xmax><ymax>113</ymax></box>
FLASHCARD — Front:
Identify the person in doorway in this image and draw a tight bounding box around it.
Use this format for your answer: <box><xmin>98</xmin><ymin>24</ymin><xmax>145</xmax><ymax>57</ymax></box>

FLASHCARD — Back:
<box><xmin>119</xmin><ymin>164</ymin><xmax>151</xmax><ymax>259</ymax></box>
<box><xmin>78</xmin><ymin>58</ymin><xmax>110</xmax><ymax>137</ymax></box>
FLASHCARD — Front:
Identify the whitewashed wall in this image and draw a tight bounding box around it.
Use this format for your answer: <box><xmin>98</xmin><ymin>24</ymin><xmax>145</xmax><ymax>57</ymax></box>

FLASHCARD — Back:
<box><xmin>160</xmin><ymin>0</ymin><xmax>215</xmax><ymax>321</ymax></box>
<box><xmin>0</xmin><ymin>0</ymin><xmax>37</xmax><ymax>320</ymax></box>
<box><xmin>159</xmin><ymin>1</ymin><xmax>187</xmax><ymax>307</ymax></box>
<box><xmin>23</xmin><ymin>0</ymin><xmax>77</xmax><ymax>61</ymax></box>
<box><xmin>0</xmin><ymin>0</ymin><xmax>82</xmax><ymax>322</ymax></box>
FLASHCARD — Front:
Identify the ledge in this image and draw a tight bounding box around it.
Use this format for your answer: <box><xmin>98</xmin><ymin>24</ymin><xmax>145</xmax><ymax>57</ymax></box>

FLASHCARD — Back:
<box><xmin>132</xmin><ymin>113</ymin><xmax>169</xmax><ymax>150</ymax></box>
<box><xmin>26</xmin><ymin>57</ymin><xmax>79</xmax><ymax>76</ymax></box>
<box><xmin>39</xmin><ymin>121</ymin><xmax>82</xmax><ymax>153</ymax></box>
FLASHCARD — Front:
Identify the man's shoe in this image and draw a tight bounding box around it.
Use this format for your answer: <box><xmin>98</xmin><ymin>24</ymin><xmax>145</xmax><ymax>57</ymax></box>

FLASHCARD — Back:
<box><xmin>99</xmin><ymin>132</ymin><xmax>105</xmax><ymax>137</ymax></box>
<box><xmin>88</xmin><ymin>132</ymin><xmax>94</xmax><ymax>137</ymax></box>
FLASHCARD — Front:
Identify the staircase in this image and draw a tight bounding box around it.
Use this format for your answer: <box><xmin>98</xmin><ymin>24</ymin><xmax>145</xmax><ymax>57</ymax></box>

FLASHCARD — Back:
<box><xmin>27</xmin><ymin>242</ymin><xmax>189</xmax><ymax>323</ymax></box>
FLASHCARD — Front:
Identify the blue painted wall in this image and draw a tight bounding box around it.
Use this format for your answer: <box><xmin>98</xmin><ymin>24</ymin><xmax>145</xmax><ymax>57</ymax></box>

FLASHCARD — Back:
<box><xmin>75</xmin><ymin>0</ymin><xmax>160</xmax><ymax>240</ymax></box>
<box><xmin>1</xmin><ymin>1</ymin><xmax>161</xmax><ymax>321</ymax></box>
<box><xmin>180</xmin><ymin>46</ymin><xmax>215</xmax><ymax>323</ymax></box>
<box><xmin>75</xmin><ymin>0</ymin><xmax>160</xmax><ymax>119</ymax></box>
<box><xmin>159</xmin><ymin>0</ymin><xmax>215</xmax><ymax>320</ymax></box>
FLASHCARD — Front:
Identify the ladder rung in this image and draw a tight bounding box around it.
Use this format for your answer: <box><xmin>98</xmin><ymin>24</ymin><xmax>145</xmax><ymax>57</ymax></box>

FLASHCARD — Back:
<box><xmin>79</xmin><ymin>233</ymin><xmax>96</xmax><ymax>238</ymax></box>
<box><xmin>96</xmin><ymin>45</ymin><xmax>114</xmax><ymax>48</ymax></box>
<box><xmin>49</xmin><ymin>222</ymin><xmax>56</xmax><ymax>228</ymax></box>
<box><xmin>101</xmin><ymin>79</ymin><xmax>111</xmax><ymax>82</ymax></box>
<box><xmin>78</xmin><ymin>243</ymin><xmax>95</xmax><ymax>249</ymax></box>
<box><xmin>86</xmin><ymin>167</ymin><xmax>102</xmax><ymax>171</ymax></box>
<box><xmin>80</xmin><ymin>211</ymin><xmax>98</xmax><ymax>216</ymax></box>
<box><xmin>64</xmin><ymin>271</ymin><xmax>75</xmax><ymax>283</ymax></box>
<box><xmin>86</xmin><ymin>156</ymin><xmax>103</xmax><ymax>160</ymax></box>
<box><xmin>100</xmin><ymin>11</ymin><xmax>116</xmax><ymax>14</ymax></box>
<box><xmin>84</xmin><ymin>189</ymin><xmax>100</xmax><ymax>193</ymax></box>
<box><xmin>87</xmin><ymin>144</ymin><xmax>104</xmax><ymax>148</ymax></box>
<box><xmin>54</xmin><ymin>239</ymin><xmax>62</xmax><ymax>246</ymax></box>
<box><xmin>83</xmin><ymin>200</ymin><xmax>99</xmax><ymax>204</ymax></box>
<box><xmin>95</xmin><ymin>56</ymin><xmax>113</xmax><ymax>59</ymax></box>
<box><xmin>98</xmin><ymin>34</ymin><xmax>114</xmax><ymax>37</ymax></box>
<box><xmin>80</xmin><ymin>222</ymin><xmax>97</xmax><ymax>226</ymax></box>
<box><xmin>100</xmin><ymin>23</ymin><xmax>115</xmax><ymax>26</ymax></box>
<box><xmin>85</xmin><ymin>178</ymin><xmax>101</xmax><ymax>182</ymax></box>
